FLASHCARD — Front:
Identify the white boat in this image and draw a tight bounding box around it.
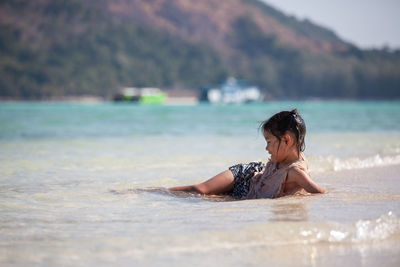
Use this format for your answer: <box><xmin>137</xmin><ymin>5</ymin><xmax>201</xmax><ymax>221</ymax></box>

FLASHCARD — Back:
<box><xmin>200</xmin><ymin>77</ymin><xmax>262</xmax><ymax>104</ymax></box>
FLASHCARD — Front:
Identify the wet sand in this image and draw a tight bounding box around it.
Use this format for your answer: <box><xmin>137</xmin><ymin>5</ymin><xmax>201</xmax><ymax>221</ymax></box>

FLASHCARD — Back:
<box><xmin>314</xmin><ymin>163</ymin><xmax>400</xmax><ymax>199</ymax></box>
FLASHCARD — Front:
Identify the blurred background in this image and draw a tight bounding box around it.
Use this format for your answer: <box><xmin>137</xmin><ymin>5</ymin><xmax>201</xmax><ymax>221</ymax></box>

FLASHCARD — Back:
<box><xmin>1</xmin><ymin>2</ymin><xmax>400</xmax><ymax>266</ymax></box>
<box><xmin>0</xmin><ymin>0</ymin><xmax>399</xmax><ymax>101</ymax></box>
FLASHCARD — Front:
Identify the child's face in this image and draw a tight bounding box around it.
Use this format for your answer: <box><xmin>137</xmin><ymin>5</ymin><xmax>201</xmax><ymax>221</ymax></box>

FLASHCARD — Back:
<box><xmin>264</xmin><ymin>130</ymin><xmax>282</xmax><ymax>163</ymax></box>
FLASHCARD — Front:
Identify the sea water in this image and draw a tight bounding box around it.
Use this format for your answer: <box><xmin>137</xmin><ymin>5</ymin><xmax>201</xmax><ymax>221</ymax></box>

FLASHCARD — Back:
<box><xmin>0</xmin><ymin>101</ymin><xmax>399</xmax><ymax>266</ymax></box>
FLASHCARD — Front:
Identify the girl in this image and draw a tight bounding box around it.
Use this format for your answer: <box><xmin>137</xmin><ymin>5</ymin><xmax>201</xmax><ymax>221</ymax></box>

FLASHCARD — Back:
<box><xmin>169</xmin><ymin>109</ymin><xmax>325</xmax><ymax>199</ymax></box>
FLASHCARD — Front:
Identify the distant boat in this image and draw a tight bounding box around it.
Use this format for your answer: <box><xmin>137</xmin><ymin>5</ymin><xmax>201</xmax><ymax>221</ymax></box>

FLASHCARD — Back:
<box><xmin>114</xmin><ymin>87</ymin><xmax>167</xmax><ymax>104</ymax></box>
<box><xmin>199</xmin><ymin>77</ymin><xmax>262</xmax><ymax>104</ymax></box>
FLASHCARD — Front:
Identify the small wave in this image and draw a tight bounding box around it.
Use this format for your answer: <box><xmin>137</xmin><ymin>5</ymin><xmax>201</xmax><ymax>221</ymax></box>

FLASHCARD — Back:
<box><xmin>225</xmin><ymin>212</ymin><xmax>400</xmax><ymax>247</ymax></box>
<box><xmin>299</xmin><ymin>211</ymin><xmax>400</xmax><ymax>244</ymax></box>
<box><xmin>353</xmin><ymin>211</ymin><xmax>400</xmax><ymax>242</ymax></box>
<box><xmin>145</xmin><ymin>212</ymin><xmax>400</xmax><ymax>256</ymax></box>
<box><xmin>332</xmin><ymin>154</ymin><xmax>400</xmax><ymax>171</ymax></box>
<box><xmin>310</xmin><ymin>154</ymin><xmax>400</xmax><ymax>172</ymax></box>
<box><xmin>118</xmin><ymin>212</ymin><xmax>400</xmax><ymax>257</ymax></box>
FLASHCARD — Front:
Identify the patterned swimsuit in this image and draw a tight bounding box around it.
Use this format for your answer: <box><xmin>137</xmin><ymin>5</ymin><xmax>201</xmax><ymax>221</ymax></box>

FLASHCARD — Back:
<box><xmin>228</xmin><ymin>161</ymin><xmax>265</xmax><ymax>199</ymax></box>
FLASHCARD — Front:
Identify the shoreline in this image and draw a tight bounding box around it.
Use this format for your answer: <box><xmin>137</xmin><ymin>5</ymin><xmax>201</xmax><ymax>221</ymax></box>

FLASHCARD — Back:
<box><xmin>2</xmin><ymin>95</ymin><xmax>400</xmax><ymax>104</ymax></box>
<box><xmin>0</xmin><ymin>94</ymin><xmax>199</xmax><ymax>105</ymax></box>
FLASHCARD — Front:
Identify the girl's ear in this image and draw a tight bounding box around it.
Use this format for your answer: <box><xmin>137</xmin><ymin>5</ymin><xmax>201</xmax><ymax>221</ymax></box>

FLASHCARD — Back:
<box><xmin>283</xmin><ymin>133</ymin><xmax>294</xmax><ymax>146</ymax></box>
<box><xmin>282</xmin><ymin>133</ymin><xmax>289</xmax><ymax>145</ymax></box>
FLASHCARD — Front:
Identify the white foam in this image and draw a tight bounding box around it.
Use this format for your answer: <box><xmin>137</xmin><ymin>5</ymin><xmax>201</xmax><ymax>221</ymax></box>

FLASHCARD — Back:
<box><xmin>353</xmin><ymin>211</ymin><xmax>400</xmax><ymax>242</ymax></box>
<box><xmin>318</xmin><ymin>211</ymin><xmax>400</xmax><ymax>244</ymax></box>
<box><xmin>248</xmin><ymin>212</ymin><xmax>400</xmax><ymax>246</ymax></box>
<box><xmin>333</xmin><ymin>154</ymin><xmax>400</xmax><ymax>171</ymax></box>
<box><xmin>309</xmin><ymin>154</ymin><xmax>400</xmax><ymax>172</ymax></box>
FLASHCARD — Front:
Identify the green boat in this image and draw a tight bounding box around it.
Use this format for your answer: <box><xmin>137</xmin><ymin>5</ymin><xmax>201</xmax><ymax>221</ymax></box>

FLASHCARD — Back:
<box><xmin>114</xmin><ymin>87</ymin><xmax>167</xmax><ymax>104</ymax></box>
<box><xmin>139</xmin><ymin>88</ymin><xmax>167</xmax><ymax>104</ymax></box>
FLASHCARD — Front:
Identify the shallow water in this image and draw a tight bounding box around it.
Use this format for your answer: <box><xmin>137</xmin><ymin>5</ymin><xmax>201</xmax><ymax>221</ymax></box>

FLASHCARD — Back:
<box><xmin>1</xmin><ymin>101</ymin><xmax>400</xmax><ymax>266</ymax></box>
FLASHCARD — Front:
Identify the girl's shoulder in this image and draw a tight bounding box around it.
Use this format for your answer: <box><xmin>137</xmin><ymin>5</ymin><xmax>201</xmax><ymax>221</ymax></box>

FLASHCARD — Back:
<box><xmin>287</xmin><ymin>156</ymin><xmax>309</xmax><ymax>173</ymax></box>
<box><xmin>286</xmin><ymin>156</ymin><xmax>311</xmax><ymax>184</ymax></box>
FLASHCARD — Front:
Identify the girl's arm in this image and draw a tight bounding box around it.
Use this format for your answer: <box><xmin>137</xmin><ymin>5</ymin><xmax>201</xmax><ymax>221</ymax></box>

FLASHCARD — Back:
<box><xmin>287</xmin><ymin>167</ymin><xmax>325</xmax><ymax>194</ymax></box>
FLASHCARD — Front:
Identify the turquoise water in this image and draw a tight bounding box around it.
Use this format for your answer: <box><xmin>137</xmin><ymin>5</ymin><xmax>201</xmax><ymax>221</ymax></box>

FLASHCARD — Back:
<box><xmin>1</xmin><ymin>101</ymin><xmax>400</xmax><ymax>266</ymax></box>
<box><xmin>1</xmin><ymin>101</ymin><xmax>400</xmax><ymax>139</ymax></box>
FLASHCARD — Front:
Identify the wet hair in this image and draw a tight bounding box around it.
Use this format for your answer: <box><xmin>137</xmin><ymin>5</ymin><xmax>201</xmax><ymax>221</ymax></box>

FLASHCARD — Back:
<box><xmin>260</xmin><ymin>109</ymin><xmax>306</xmax><ymax>153</ymax></box>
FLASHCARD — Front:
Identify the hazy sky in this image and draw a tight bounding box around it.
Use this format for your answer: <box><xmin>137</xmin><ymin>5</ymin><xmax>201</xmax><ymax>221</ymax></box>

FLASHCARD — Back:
<box><xmin>261</xmin><ymin>0</ymin><xmax>400</xmax><ymax>49</ymax></box>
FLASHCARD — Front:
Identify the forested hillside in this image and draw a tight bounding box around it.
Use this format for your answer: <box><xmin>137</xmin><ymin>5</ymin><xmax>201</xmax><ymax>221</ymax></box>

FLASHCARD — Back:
<box><xmin>1</xmin><ymin>0</ymin><xmax>399</xmax><ymax>99</ymax></box>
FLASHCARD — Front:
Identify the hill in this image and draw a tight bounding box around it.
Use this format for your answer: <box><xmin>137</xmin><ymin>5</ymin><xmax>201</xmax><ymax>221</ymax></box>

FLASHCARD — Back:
<box><xmin>1</xmin><ymin>0</ymin><xmax>399</xmax><ymax>99</ymax></box>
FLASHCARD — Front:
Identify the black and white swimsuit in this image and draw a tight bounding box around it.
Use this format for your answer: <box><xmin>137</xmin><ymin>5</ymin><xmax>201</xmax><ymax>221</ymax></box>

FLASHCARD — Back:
<box><xmin>228</xmin><ymin>161</ymin><xmax>265</xmax><ymax>199</ymax></box>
